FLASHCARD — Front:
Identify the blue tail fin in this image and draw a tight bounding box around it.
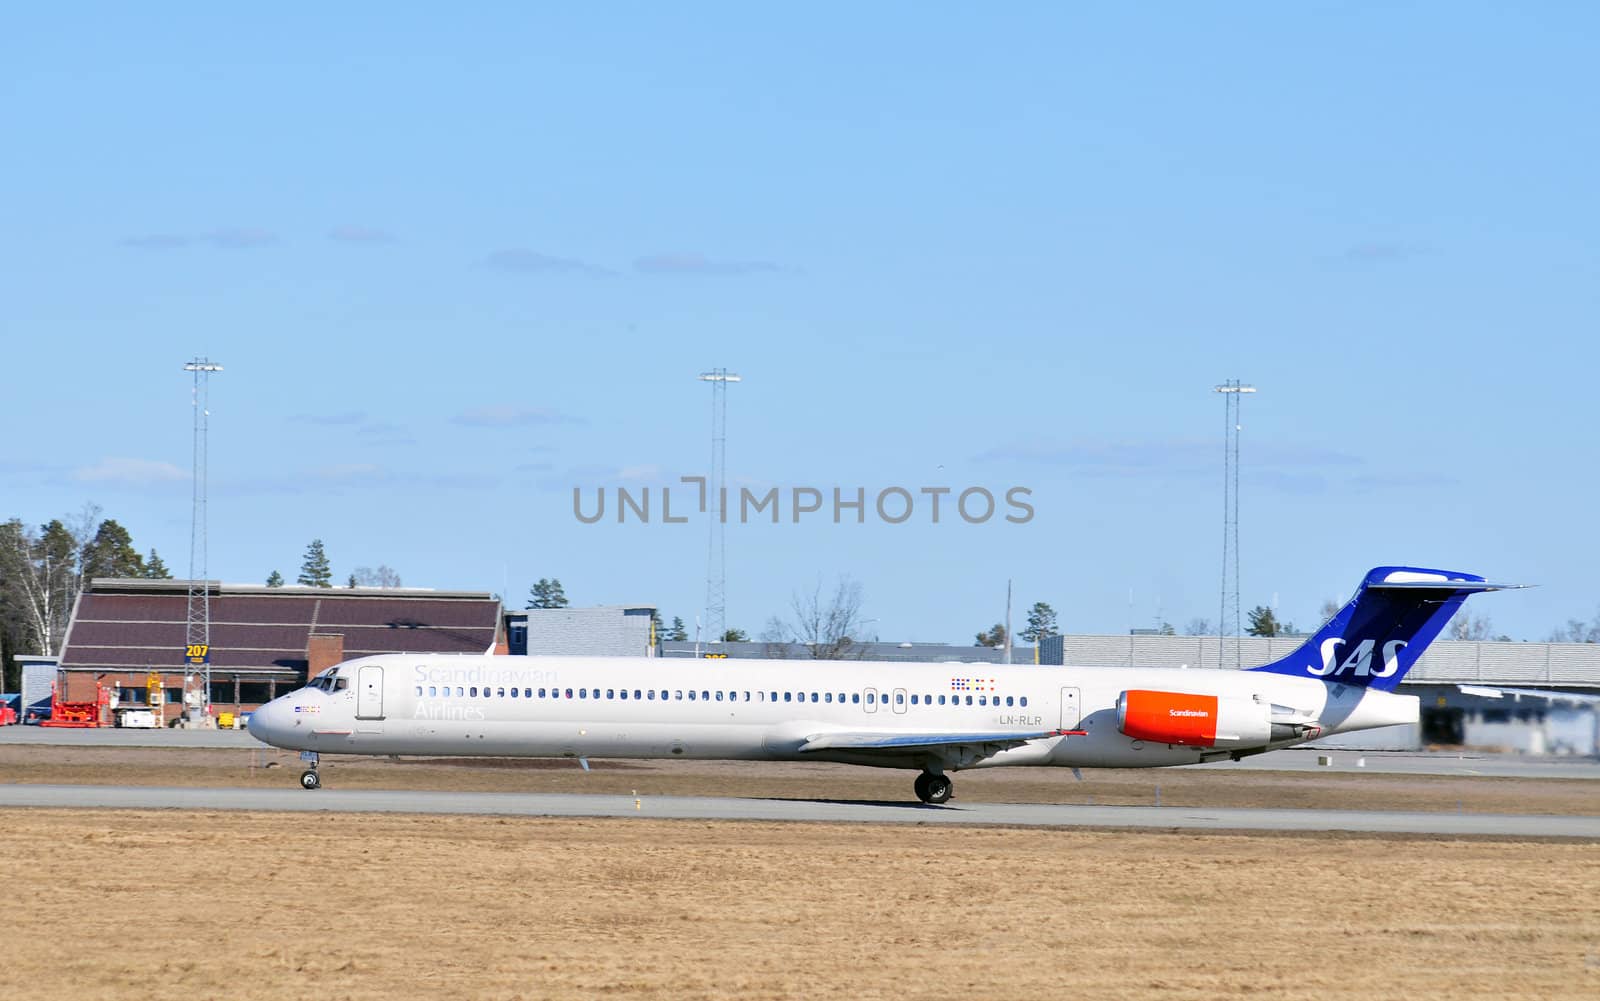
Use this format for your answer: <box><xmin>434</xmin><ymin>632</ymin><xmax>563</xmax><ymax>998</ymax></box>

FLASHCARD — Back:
<box><xmin>1249</xmin><ymin>567</ymin><xmax>1517</xmax><ymax>691</ymax></box>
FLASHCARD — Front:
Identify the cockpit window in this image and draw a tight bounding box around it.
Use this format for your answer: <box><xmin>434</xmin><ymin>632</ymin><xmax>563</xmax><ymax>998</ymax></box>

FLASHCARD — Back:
<box><xmin>334</xmin><ymin>678</ymin><xmax>348</xmax><ymax>691</ymax></box>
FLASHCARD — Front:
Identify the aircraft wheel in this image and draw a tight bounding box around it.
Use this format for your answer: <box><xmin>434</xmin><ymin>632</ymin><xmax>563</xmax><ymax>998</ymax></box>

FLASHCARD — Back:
<box><xmin>300</xmin><ymin>769</ymin><xmax>321</xmax><ymax>790</ymax></box>
<box><xmin>915</xmin><ymin>771</ymin><xmax>952</xmax><ymax>805</ymax></box>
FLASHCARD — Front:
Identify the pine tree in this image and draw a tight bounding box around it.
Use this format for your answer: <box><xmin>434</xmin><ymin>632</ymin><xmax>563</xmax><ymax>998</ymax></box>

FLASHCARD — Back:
<box><xmin>298</xmin><ymin>540</ymin><xmax>333</xmax><ymax>588</ymax></box>
<box><xmin>80</xmin><ymin>519</ymin><xmax>145</xmax><ymax>581</ymax></box>
<box><xmin>668</xmin><ymin>616</ymin><xmax>688</xmax><ymax>642</ymax></box>
<box><xmin>526</xmin><ymin>578</ymin><xmax>569</xmax><ymax>609</ymax></box>
<box><xmin>143</xmin><ymin>549</ymin><xmax>172</xmax><ymax>579</ymax></box>
<box><xmin>974</xmin><ymin>624</ymin><xmax>1007</xmax><ymax>648</ymax></box>
<box><xmin>721</xmin><ymin>628</ymin><xmax>748</xmax><ymax>643</ymax></box>
<box><xmin>1021</xmin><ymin>601</ymin><xmax>1059</xmax><ymax>643</ymax></box>
<box><xmin>1246</xmin><ymin>605</ymin><xmax>1281</xmax><ymax>637</ymax></box>
<box><xmin>649</xmin><ymin>609</ymin><xmax>664</xmax><ymax>643</ymax></box>
<box><xmin>266</xmin><ymin>570</ymin><xmax>284</xmax><ymax>587</ymax></box>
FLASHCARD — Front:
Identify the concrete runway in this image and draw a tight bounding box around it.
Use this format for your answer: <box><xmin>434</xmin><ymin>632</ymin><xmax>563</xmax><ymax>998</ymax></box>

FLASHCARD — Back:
<box><xmin>2</xmin><ymin>783</ymin><xmax>1596</xmax><ymax>837</ymax></box>
<box><xmin>4</xmin><ymin>727</ymin><xmax>1599</xmax><ymax>779</ymax></box>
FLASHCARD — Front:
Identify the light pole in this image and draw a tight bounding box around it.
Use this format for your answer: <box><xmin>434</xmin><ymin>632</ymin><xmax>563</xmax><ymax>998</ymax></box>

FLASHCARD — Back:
<box><xmin>1213</xmin><ymin>380</ymin><xmax>1255</xmax><ymax>670</ymax></box>
<box><xmin>699</xmin><ymin>369</ymin><xmax>740</xmax><ymax>644</ymax></box>
<box><xmin>185</xmin><ymin>358</ymin><xmax>222</xmax><ymax>721</ymax></box>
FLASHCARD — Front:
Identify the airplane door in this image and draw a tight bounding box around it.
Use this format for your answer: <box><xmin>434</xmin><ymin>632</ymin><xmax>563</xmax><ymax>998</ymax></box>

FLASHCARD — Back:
<box><xmin>864</xmin><ymin>687</ymin><xmax>879</xmax><ymax>714</ymax></box>
<box><xmin>891</xmin><ymin>687</ymin><xmax>908</xmax><ymax>715</ymax></box>
<box><xmin>357</xmin><ymin>665</ymin><xmax>385</xmax><ymax>720</ymax></box>
<box><xmin>1059</xmin><ymin>687</ymin><xmax>1081</xmax><ymax>730</ymax></box>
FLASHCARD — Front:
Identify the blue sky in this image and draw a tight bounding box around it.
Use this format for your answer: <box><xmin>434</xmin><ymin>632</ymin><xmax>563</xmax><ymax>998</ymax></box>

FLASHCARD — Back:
<box><xmin>3</xmin><ymin>3</ymin><xmax>1597</xmax><ymax>643</ymax></box>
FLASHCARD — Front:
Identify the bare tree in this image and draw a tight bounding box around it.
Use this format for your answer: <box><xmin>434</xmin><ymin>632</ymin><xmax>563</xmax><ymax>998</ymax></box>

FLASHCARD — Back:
<box><xmin>1183</xmin><ymin>617</ymin><xmax>1211</xmax><ymax>636</ymax></box>
<box><xmin>1547</xmin><ymin>608</ymin><xmax>1600</xmax><ymax>644</ymax></box>
<box><xmin>1448</xmin><ymin>610</ymin><xmax>1493</xmax><ymax>641</ymax></box>
<box><xmin>350</xmin><ymin>564</ymin><xmax>403</xmax><ymax>588</ymax></box>
<box><xmin>760</xmin><ymin>576</ymin><xmax>874</xmax><ymax>660</ymax></box>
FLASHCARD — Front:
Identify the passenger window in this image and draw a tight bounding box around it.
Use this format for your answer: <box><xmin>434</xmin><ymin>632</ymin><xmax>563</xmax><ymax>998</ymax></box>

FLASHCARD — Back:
<box><xmin>675</xmin><ymin>690</ymin><xmax>683</xmax><ymax>700</ymax></box>
<box><xmin>784</xmin><ymin>692</ymin><xmax>792</xmax><ymax>703</ymax></box>
<box><xmin>511</xmin><ymin>688</ymin><xmax>518</xmax><ymax>698</ymax></box>
<box><xmin>619</xmin><ymin>689</ymin><xmax>628</xmax><ymax>700</ymax></box>
<box><xmin>838</xmin><ymin>693</ymin><xmax>846</xmax><ymax>703</ymax></box>
<box><xmin>1006</xmin><ymin>696</ymin><xmax>1014</xmax><ymax>707</ymax></box>
<box><xmin>716</xmin><ymin>691</ymin><xmax>724</xmax><ymax>701</ymax></box>
<box><xmin>867</xmin><ymin>693</ymin><xmax>875</xmax><ymax>704</ymax></box>
<box><xmin>702</xmin><ymin>691</ymin><xmax>710</xmax><ymax>701</ymax></box>
<box><xmin>415</xmin><ymin>686</ymin><xmax>423</xmax><ymax>696</ymax></box>
<box><xmin>661</xmin><ymin>690</ymin><xmax>669</xmax><ymax>700</ymax></box>
<box><xmin>910</xmin><ymin>695</ymin><xmax>918</xmax><ymax>705</ymax></box>
<box><xmin>470</xmin><ymin>687</ymin><xmax>478</xmax><ymax>697</ymax></box>
<box><xmin>538</xmin><ymin>688</ymin><xmax>546</xmax><ymax>698</ymax></box>
<box><xmin>565</xmin><ymin>688</ymin><xmax>574</xmax><ymax>699</ymax></box>
<box><xmin>497</xmin><ymin>687</ymin><xmax>505</xmax><ymax>697</ymax></box>
<box><xmin>743</xmin><ymin>691</ymin><xmax>751</xmax><ymax>701</ymax></box>
<box><xmin>689</xmin><ymin>690</ymin><xmax>697</xmax><ymax>701</ymax></box>
<box><xmin>770</xmin><ymin>692</ymin><xmax>779</xmax><ymax>702</ymax></box>
<box><xmin>648</xmin><ymin>690</ymin><xmax>656</xmax><ymax>700</ymax></box>
<box><xmin>1020</xmin><ymin>696</ymin><xmax>1028</xmax><ymax>707</ymax></box>
<box><xmin>634</xmin><ymin>689</ymin><xmax>642</xmax><ymax>699</ymax></box>
<box><xmin>852</xmin><ymin>693</ymin><xmax>860</xmax><ymax>704</ymax></box>
<box><xmin>966</xmin><ymin>696</ymin><xmax>973</xmax><ymax>706</ymax></box>
<box><xmin>895</xmin><ymin>693</ymin><xmax>904</xmax><ymax>705</ymax></box>
<box><xmin>809</xmin><ymin>693</ymin><xmax>817</xmax><ymax>703</ymax></box>
<box><xmin>938</xmin><ymin>695</ymin><xmax>946</xmax><ymax>705</ymax></box>
<box><xmin>607</xmin><ymin>689</ymin><xmax>615</xmax><ymax>699</ymax></box>
<box><xmin>979</xmin><ymin>696</ymin><xmax>987</xmax><ymax>706</ymax></box>
<box><xmin>825</xmin><ymin>692</ymin><xmax>833</xmax><ymax>703</ymax></box>
<box><xmin>524</xmin><ymin>688</ymin><xmax>532</xmax><ymax>698</ymax></box>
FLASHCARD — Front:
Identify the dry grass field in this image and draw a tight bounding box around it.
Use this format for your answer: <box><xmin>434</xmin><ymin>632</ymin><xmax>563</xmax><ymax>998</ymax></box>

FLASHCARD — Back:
<box><xmin>2</xmin><ymin>808</ymin><xmax>1597</xmax><ymax>1001</ymax></box>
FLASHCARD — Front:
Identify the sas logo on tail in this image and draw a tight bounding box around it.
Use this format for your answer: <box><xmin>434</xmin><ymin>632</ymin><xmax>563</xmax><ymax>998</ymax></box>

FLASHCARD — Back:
<box><xmin>1309</xmin><ymin>638</ymin><xmax>1406</xmax><ymax>678</ymax></box>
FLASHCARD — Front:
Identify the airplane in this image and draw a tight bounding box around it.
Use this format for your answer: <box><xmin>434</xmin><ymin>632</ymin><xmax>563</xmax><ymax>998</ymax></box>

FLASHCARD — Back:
<box><xmin>247</xmin><ymin>566</ymin><xmax>1520</xmax><ymax>803</ymax></box>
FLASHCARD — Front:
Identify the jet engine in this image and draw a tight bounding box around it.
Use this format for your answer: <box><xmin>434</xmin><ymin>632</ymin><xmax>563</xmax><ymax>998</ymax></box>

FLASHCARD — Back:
<box><xmin>1116</xmin><ymin>689</ymin><xmax>1275</xmax><ymax>748</ymax></box>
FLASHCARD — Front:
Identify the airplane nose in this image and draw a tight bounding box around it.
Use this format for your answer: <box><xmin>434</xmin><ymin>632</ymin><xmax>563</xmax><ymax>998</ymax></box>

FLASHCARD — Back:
<box><xmin>247</xmin><ymin>700</ymin><xmax>282</xmax><ymax>744</ymax></box>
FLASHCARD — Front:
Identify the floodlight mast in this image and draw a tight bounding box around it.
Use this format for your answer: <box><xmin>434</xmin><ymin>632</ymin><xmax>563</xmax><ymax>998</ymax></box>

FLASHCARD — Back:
<box><xmin>698</xmin><ymin>370</ymin><xmax>740</xmax><ymax>646</ymax></box>
<box><xmin>185</xmin><ymin>359</ymin><xmax>222</xmax><ymax>721</ymax></box>
<box><xmin>1213</xmin><ymin>380</ymin><xmax>1254</xmax><ymax>670</ymax></box>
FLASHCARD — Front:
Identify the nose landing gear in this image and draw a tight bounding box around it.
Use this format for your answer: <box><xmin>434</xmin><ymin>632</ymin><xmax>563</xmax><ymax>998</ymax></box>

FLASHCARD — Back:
<box><xmin>914</xmin><ymin>771</ymin><xmax>952</xmax><ymax>805</ymax></box>
<box><xmin>299</xmin><ymin>751</ymin><xmax>321</xmax><ymax>790</ymax></box>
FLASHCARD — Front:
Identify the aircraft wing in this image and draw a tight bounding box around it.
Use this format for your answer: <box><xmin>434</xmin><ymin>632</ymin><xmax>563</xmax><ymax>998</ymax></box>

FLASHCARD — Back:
<box><xmin>1458</xmin><ymin>684</ymin><xmax>1600</xmax><ymax>705</ymax></box>
<box><xmin>799</xmin><ymin>728</ymin><xmax>1073</xmax><ymax>754</ymax></box>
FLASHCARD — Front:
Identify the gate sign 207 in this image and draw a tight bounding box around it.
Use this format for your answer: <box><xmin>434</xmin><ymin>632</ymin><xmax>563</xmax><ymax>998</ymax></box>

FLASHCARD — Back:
<box><xmin>184</xmin><ymin>644</ymin><xmax>211</xmax><ymax>666</ymax></box>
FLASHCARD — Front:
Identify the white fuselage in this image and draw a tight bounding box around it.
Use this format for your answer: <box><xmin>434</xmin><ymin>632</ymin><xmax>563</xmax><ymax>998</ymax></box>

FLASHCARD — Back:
<box><xmin>247</xmin><ymin>654</ymin><xmax>1418</xmax><ymax>771</ymax></box>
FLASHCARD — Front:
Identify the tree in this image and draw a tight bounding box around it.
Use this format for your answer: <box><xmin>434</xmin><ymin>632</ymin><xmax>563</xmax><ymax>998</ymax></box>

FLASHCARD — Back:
<box><xmin>1246</xmin><ymin>605</ymin><xmax>1282</xmax><ymax>637</ymax></box>
<box><xmin>1547</xmin><ymin>608</ymin><xmax>1600</xmax><ymax>644</ymax></box>
<box><xmin>1449</xmin><ymin>611</ymin><xmax>1493</xmax><ymax>641</ymax></box>
<box><xmin>1156</xmin><ymin>621</ymin><xmax>1176</xmax><ymax>636</ymax></box>
<box><xmin>80</xmin><ymin>519</ymin><xmax>145</xmax><ymax>581</ymax></box>
<box><xmin>975</xmin><ymin>623</ymin><xmax>1007</xmax><ymax>648</ymax></box>
<box><xmin>266</xmin><ymin>570</ymin><xmax>284</xmax><ymax>588</ymax></box>
<box><xmin>143</xmin><ymin>549</ymin><xmax>172</xmax><ymax>579</ymax></box>
<box><xmin>649</xmin><ymin>609</ymin><xmax>664</xmax><ymax>643</ymax></box>
<box><xmin>298</xmin><ymin>539</ymin><xmax>333</xmax><ymax>588</ymax></box>
<box><xmin>668</xmin><ymin>616</ymin><xmax>688</xmax><ymax>642</ymax></box>
<box><xmin>351</xmin><ymin>565</ymin><xmax>403</xmax><ymax>588</ymax></box>
<box><xmin>721</xmin><ymin>628</ymin><xmax>749</xmax><ymax>643</ymax></box>
<box><xmin>1183</xmin><ymin>618</ymin><xmax>1212</xmax><ymax>636</ymax></box>
<box><xmin>527</xmin><ymin>578</ymin><xmax>569</xmax><ymax>609</ymax></box>
<box><xmin>1020</xmin><ymin>602</ymin><xmax>1058</xmax><ymax>643</ymax></box>
<box><xmin>347</xmin><ymin>573</ymin><xmax>359</xmax><ymax>588</ymax></box>
<box><xmin>759</xmin><ymin>576</ymin><xmax>874</xmax><ymax>659</ymax></box>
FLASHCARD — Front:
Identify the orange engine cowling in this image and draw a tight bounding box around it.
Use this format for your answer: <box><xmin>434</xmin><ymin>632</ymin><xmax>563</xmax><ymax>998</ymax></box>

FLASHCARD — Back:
<box><xmin>1116</xmin><ymin>690</ymin><xmax>1272</xmax><ymax>748</ymax></box>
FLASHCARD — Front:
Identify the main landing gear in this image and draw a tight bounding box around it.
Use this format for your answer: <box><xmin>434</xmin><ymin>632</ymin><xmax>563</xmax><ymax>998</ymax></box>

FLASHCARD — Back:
<box><xmin>914</xmin><ymin>771</ymin><xmax>952</xmax><ymax>805</ymax></box>
<box><xmin>299</xmin><ymin>751</ymin><xmax>321</xmax><ymax>790</ymax></box>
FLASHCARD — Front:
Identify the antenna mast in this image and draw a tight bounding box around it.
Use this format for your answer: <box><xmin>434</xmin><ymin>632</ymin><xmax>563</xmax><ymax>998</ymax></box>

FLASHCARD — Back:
<box><xmin>185</xmin><ymin>358</ymin><xmax>222</xmax><ymax>718</ymax></box>
<box><xmin>699</xmin><ymin>369</ymin><xmax>739</xmax><ymax>644</ymax></box>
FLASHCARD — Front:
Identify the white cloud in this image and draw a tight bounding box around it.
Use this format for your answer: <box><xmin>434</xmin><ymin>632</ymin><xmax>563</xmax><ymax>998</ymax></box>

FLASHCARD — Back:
<box><xmin>72</xmin><ymin>458</ymin><xmax>189</xmax><ymax>484</ymax></box>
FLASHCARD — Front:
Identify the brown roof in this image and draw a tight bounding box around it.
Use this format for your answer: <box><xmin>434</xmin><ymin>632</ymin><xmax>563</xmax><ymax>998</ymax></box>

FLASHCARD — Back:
<box><xmin>61</xmin><ymin>580</ymin><xmax>502</xmax><ymax>676</ymax></box>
